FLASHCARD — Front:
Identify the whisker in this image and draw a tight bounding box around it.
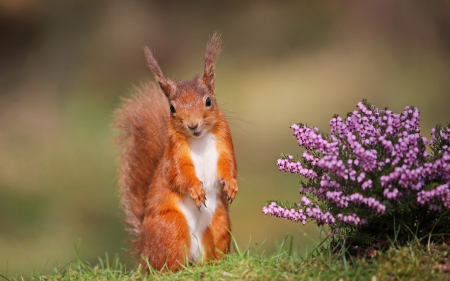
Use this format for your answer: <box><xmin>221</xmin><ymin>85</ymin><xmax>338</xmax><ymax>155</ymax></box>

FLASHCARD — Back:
<box><xmin>236</xmin><ymin>174</ymin><xmax>255</xmax><ymax>187</ymax></box>
<box><xmin>222</xmin><ymin>109</ymin><xmax>259</xmax><ymax>128</ymax></box>
<box><xmin>226</xmin><ymin>121</ymin><xmax>254</xmax><ymax>138</ymax></box>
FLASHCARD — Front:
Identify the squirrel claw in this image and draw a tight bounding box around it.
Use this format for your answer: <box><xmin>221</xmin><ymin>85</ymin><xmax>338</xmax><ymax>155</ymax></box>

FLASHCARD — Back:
<box><xmin>224</xmin><ymin>194</ymin><xmax>233</xmax><ymax>204</ymax></box>
<box><xmin>189</xmin><ymin>181</ymin><xmax>206</xmax><ymax>212</ymax></box>
<box><xmin>221</xmin><ymin>177</ymin><xmax>237</xmax><ymax>204</ymax></box>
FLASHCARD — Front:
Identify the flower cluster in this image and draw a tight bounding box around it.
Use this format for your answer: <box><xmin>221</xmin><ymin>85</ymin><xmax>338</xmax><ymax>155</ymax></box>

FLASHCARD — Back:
<box><xmin>263</xmin><ymin>202</ymin><xmax>308</xmax><ymax>225</ymax></box>
<box><xmin>262</xmin><ymin>201</ymin><xmax>337</xmax><ymax>226</ymax></box>
<box><xmin>276</xmin><ymin>156</ymin><xmax>317</xmax><ymax>179</ymax></box>
<box><xmin>417</xmin><ymin>183</ymin><xmax>450</xmax><ymax>210</ymax></box>
<box><xmin>264</xmin><ymin>99</ymin><xmax>450</xmax><ymax>242</ymax></box>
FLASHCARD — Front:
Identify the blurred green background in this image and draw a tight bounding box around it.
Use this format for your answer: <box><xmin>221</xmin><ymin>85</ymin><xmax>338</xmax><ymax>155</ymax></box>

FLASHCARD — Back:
<box><xmin>1</xmin><ymin>0</ymin><xmax>449</xmax><ymax>276</ymax></box>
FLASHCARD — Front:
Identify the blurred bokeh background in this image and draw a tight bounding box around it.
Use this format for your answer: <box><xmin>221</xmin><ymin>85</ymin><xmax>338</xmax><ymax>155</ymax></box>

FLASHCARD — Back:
<box><xmin>1</xmin><ymin>0</ymin><xmax>449</xmax><ymax>276</ymax></box>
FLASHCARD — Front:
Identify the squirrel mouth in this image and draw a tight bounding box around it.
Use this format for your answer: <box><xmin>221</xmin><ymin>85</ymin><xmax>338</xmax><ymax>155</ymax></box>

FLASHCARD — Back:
<box><xmin>193</xmin><ymin>130</ymin><xmax>202</xmax><ymax>137</ymax></box>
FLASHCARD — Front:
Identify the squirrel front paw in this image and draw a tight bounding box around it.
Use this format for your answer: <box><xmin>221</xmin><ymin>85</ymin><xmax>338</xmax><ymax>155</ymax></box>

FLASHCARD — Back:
<box><xmin>220</xmin><ymin>177</ymin><xmax>238</xmax><ymax>204</ymax></box>
<box><xmin>189</xmin><ymin>181</ymin><xmax>206</xmax><ymax>211</ymax></box>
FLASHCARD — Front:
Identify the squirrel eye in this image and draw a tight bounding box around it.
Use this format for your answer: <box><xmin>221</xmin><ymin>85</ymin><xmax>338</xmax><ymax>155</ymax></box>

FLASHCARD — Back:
<box><xmin>205</xmin><ymin>97</ymin><xmax>211</xmax><ymax>107</ymax></box>
<box><xmin>170</xmin><ymin>104</ymin><xmax>176</xmax><ymax>114</ymax></box>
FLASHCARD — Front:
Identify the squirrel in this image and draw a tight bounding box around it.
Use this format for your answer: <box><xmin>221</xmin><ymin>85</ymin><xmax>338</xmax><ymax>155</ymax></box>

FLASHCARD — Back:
<box><xmin>114</xmin><ymin>33</ymin><xmax>238</xmax><ymax>271</ymax></box>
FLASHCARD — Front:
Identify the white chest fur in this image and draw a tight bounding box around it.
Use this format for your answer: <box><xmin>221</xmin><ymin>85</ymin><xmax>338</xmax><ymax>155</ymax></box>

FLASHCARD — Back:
<box><xmin>178</xmin><ymin>132</ymin><xmax>220</xmax><ymax>262</ymax></box>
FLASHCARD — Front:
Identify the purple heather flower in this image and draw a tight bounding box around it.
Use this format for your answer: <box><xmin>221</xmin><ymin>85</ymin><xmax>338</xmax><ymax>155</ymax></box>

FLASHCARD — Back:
<box><xmin>301</xmin><ymin>196</ymin><xmax>312</xmax><ymax>206</ymax></box>
<box><xmin>291</xmin><ymin>124</ymin><xmax>338</xmax><ymax>155</ymax></box>
<box><xmin>268</xmin><ymin>100</ymin><xmax>450</xmax><ymax>231</ymax></box>
<box><xmin>337</xmin><ymin>213</ymin><xmax>366</xmax><ymax>226</ymax></box>
<box><xmin>361</xmin><ymin>179</ymin><xmax>373</xmax><ymax>190</ymax></box>
<box><xmin>417</xmin><ymin>183</ymin><xmax>450</xmax><ymax>210</ymax></box>
<box><xmin>277</xmin><ymin>157</ymin><xmax>318</xmax><ymax>179</ymax></box>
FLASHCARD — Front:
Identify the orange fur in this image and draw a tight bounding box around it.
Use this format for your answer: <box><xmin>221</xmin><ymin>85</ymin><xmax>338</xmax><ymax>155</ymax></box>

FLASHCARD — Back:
<box><xmin>114</xmin><ymin>33</ymin><xmax>238</xmax><ymax>271</ymax></box>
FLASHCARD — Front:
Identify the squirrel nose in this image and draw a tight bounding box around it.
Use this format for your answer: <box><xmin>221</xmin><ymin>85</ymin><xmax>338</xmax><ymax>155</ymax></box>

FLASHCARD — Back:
<box><xmin>187</xmin><ymin>123</ymin><xmax>198</xmax><ymax>130</ymax></box>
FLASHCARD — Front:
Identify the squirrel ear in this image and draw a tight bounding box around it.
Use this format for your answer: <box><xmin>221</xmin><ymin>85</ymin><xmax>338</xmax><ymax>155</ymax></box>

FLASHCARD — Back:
<box><xmin>144</xmin><ymin>46</ymin><xmax>176</xmax><ymax>98</ymax></box>
<box><xmin>203</xmin><ymin>33</ymin><xmax>222</xmax><ymax>93</ymax></box>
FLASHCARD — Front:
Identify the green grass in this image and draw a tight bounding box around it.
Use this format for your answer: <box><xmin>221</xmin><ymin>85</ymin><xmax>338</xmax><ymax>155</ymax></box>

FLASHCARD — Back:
<box><xmin>2</xmin><ymin>236</ymin><xmax>449</xmax><ymax>281</ymax></box>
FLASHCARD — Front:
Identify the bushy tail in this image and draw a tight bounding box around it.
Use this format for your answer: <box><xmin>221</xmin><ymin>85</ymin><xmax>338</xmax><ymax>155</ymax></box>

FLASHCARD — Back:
<box><xmin>113</xmin><ymin>82</ymin><xmax>168</xmax><ymax>253</ymax></box>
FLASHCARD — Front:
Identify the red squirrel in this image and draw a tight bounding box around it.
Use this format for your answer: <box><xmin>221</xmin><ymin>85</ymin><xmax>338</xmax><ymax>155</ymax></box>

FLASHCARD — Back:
<box><xmin>114</xmin><ymin>33</ymin><xmax>238</xmax><ymax>271</ymax></box>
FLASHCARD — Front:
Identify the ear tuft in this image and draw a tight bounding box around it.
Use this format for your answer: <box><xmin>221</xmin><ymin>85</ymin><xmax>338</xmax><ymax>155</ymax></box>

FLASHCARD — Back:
<box><xmin>203</xmin><ymin>33</ymin><xmax>222</xmax><ymax>93</ymax></box>
<box><xmin>144</xmin><ymin>46</ymin><xmax>175</xmax><ymax>98</ymax></box>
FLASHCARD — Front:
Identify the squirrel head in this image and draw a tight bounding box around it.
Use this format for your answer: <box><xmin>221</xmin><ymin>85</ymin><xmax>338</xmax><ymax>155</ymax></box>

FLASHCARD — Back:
<box><xmin>144</xmin><ymin>33</ymin><xmax>222</xmax><ymax>139</ymax></box>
